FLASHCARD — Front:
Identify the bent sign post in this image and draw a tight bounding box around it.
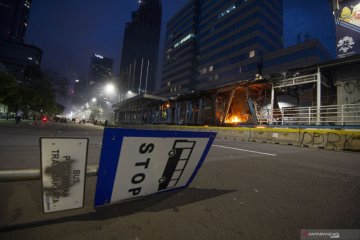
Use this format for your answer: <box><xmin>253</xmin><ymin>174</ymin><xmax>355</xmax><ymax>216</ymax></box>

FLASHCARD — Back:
<box><xmin>40</xmin><ymin>138</ymin><xmax>88</xmax><ymax>213</ymax></box>
<box><xmin>94</xmin><ymin>129</ymin><xmax>216</xmax><ymax>207</ymax></box>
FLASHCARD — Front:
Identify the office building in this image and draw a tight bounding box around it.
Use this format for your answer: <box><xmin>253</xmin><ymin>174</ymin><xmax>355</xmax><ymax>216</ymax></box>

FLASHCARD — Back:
<box><xmin>161</xmin><ymin>0</ymin><xmax>199</xmax><ymax>96</ymax></box>
<box><xmin>0</xmin><ymin>0</ymin><xmax>43</xmax><ymax>83</ymax></box>
<box><xmin>0</xmin><ymin>0</ymin><xmax>32</xmax><ymax>43</ymax></box>
<box><xmin>161</xmin><ymin>0</ymin><xmax>334</xmax><ymax>94</ymax></box>
<box><xmin>0</xmin><ymin>40</ymin><xmax>42</xmax><ymax>82</ymax></box>
<box><xmin>119</xmin><ymin>0</ymin><xmax>162</xmax><ymax>96</ymax></box>
<box><xmin>196</xmin><ymin>0</ymin><xmax>283</xmax><ymax>89</ymax></box>
<box><xmin>161</xmin><ymin>0</ymin><xmax>284</xmax><ymax>93</ymax></box>
<box><xmin>88</xmin><ymin>54</ymin><xmax>113</xmax><ymax>100</ymax></box>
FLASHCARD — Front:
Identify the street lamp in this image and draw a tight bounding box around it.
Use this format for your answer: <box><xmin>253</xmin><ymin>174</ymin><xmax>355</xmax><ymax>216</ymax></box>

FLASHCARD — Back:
<box><xmin>104</xmin><ymin>83</ymin><xmax>116</xmax><ymax>95</ymax></box>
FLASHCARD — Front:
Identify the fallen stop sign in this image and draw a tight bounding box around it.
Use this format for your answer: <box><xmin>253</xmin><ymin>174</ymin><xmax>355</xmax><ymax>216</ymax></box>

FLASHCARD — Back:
<box><xmin>94</xmin><ymin>128</ymin><xmax>216</xmax><ymax>207</ymax></box>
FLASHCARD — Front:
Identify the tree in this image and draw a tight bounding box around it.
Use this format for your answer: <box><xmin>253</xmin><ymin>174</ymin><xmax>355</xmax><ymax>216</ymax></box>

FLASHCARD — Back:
<box><xmin>1</xmin><ymin>67</ymin><xmax>67</xmax><ymax>117</ymax></box>
<box><xmin>22</xmin><ymin>67</ymin><xmax>65</xmax><ymax>116</ymax></box>
<box><xmin>0</xmin><ymin>71</ymin><xmax>22</xmax><ymax>116</ymax></box>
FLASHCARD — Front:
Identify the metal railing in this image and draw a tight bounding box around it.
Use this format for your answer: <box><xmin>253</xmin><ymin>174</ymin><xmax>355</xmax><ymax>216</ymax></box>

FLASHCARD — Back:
<box><xmin>257</xmin><ymin>104</ymin><xmax>360</xmax><ymax>126</ymax></box>
<box><xmin>0</xmin><ymin>165</ymin><xmax>98</xmax><ymax>182</ymax></box>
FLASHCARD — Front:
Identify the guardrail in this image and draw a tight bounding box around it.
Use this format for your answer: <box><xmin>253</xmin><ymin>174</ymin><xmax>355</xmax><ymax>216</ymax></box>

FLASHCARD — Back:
<box><xmin>258</xmin><ymin>104</ymin><xmax>360</xmax><ymax>126</ymax></box>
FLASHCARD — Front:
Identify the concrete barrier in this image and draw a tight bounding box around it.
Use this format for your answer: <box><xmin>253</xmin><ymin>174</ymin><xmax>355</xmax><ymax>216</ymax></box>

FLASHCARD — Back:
<box><xmin>299</xmin><ymin>129</ymin><xmax>360</xmax><ymax>151</ymax></box>
<box><xmin>116</xmin><ymin>124</ymin><xmax>360</xmax><ymax>152</ymax></box>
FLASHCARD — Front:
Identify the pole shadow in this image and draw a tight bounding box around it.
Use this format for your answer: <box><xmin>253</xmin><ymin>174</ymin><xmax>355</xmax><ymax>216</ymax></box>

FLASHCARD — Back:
<box><xmin>0</xmin><ymin>187</ymin><xmax>237</xmax><ymax>233</ymax></box>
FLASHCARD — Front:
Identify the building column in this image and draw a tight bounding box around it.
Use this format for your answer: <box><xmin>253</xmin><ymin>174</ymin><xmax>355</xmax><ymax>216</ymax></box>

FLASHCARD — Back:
<box><xmin>198</xmin><ymin>98</ymin><xmax>203</xmax><ymax>125</ymax></box>
<box><xmin>185</xmin><ymin>100</ymin><xmax>192</xmax><ymax>124</ymax></box>
<box><xmin>270</xmin><ymin>85</ymin><xmax>275</xmax><ymax>124</ymax></box>
<box><xmin>175</xmin><ymin>101</ymin><xmax>180</xmax><ymax>124</ymax></box>
<box><xmin>212</xmin><ymin>94</ymin><xmax>218</xmax><ymax>125</ymax></box>
<box><xmin>316</xmin><ymin>67</ymin><xmax>321</xmax><ymax>125</ymax></box>
<box><xmin>222</xmin><ymin>88</ymin><xmax>236</xmax><ymax>125</ymax></box>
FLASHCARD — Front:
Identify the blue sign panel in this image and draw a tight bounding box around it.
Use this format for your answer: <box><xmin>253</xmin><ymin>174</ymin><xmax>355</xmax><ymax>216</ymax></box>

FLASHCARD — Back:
<box><xmin>94</xmin><ymin>128</ymin><xmax>216</xmax><ymax>207</ymax></box>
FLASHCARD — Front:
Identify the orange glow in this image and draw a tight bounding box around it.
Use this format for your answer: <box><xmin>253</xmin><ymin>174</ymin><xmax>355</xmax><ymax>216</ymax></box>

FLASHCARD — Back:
<box><xmin>225</xmin><ymin>114</ymin><xmax>249</xmax><ymax>124</ymax></box>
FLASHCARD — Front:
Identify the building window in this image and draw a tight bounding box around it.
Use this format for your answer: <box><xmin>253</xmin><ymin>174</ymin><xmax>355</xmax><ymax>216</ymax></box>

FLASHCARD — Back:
<box><xmin>249</xmin><ymin>50</ymin><xmax>256</xmax><ymax>58</ymax></box>
<box><xmin>215</xmin><ymin>74</ymin><xmax>219</xmax><ymax>80</ymax></box>
<box><xmin>209</xmin><ymin>66</ymin><xmax>213</xmax><ymax>72</ymax></box>
<box><xmin>200</xmin><ymin>67</ymin><xmax>207</xmax><ymax>74</ymax></box>
<box><xmin>218</xmin><ymin>5</ymin><xmax>236</xmax><ymax>19</ymax></box>
<box><xmin>173</xmin><ymin>33</ymin><xmax>196</xmax><ymax>49</ymax></box>
<box><xmin>167</xmin><ymin>81</ymin><xmax>171</xmax><ymax>87</ymax></box>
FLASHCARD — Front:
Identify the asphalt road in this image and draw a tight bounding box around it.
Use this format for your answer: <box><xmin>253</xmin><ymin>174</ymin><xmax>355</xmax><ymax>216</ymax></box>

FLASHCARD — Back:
<box><xmin>0</xmin><ymin>120</ymin><xmax>359</xmax><ymax>240</ymax></box>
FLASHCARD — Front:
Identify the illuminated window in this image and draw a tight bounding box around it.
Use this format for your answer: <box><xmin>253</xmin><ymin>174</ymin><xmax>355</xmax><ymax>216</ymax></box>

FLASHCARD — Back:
<box><xmin>167</xmin><ymin>82</ymin><xmax>171</xmax><ymax>86</ymax></box>
<box><xmin>218</xmin><ymin>5</ymin><xmax>236</xmax><ymax>19</ymax></box>
<box><xmin>174</xmin><ymin>33</ymin><xmax>196</xmax><ymax>48</ymax></box>
<box><xmin>209</xmin><ymin>66</ymin><xmax>213</xmax><ymax>72</ymax></box>
<box><xmin>249</xmin><ymin>50</ymin><xmax>256</xmax><ymax>58</ymax></box>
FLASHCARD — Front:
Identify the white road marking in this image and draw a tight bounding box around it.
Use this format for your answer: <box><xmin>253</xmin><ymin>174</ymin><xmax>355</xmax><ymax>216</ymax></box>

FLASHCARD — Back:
<box><xmin>212</xmin><ymin>145</ymin><xmax>277</xmax><ymax>156</ymax></box>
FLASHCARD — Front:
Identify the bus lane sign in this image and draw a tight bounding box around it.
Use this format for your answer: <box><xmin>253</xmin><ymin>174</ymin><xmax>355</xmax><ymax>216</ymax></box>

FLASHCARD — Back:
<box><xmin>40</xmin><ymin>138</ymin><xmax>88</xmax><ymax>213</ymax></box>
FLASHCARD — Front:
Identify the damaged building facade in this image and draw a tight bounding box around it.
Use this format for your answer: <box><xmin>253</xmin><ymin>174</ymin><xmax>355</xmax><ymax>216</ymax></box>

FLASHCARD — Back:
<box><xmin>114</xmin><ymin>0</ymin><xmax>360</xmax><ymax>126</ymax></box>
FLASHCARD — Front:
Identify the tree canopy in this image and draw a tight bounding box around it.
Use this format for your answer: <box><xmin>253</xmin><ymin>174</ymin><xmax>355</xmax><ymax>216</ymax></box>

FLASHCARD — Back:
<box><xmin>0</xmin><ymin>67</ymin><xmax>66</xmax><ymax>116</ymax></box>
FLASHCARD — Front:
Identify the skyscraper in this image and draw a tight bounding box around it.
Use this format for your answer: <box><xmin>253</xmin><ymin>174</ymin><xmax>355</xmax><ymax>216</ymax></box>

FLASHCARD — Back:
<box><xmin>87</xmin><ymin>54</ymin><xmax>113</xmax><ymax>100</ymax></box>
<box><xmin>196</xmin><ymin>0</ymin><xmax>283</xmax><ymax>89</ymax></box>
<box><xmin>119</xmin><ymin>0</ymin><xmax>162</xmax><ymax>96</ymax></box>
<box><xmin>161</xmin><ymin>0</ymin><xmax>331</xmax><ymax>95</ymax></box>
<box><xmin>0</xmin><ymin>0</ymin><xmax>42</xmax><ymax>83</ymax></box>
<box><xmin>0</xmin><ymin>0</ymin><xmax>32</xmax><ymax>43</ymax></box>
<box><xmin>161</xmin><ymin>0</ymin><xmax>284</xmax><ymax>94</ymax></box>
<box><xmin>161</xmin><ymin>0</ymin><xmax>199</xmax><ymax>96</ymax></box>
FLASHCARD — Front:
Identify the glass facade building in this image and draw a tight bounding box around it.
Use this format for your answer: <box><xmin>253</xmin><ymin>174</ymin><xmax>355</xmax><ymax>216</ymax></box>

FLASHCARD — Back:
<box><xmin>0</xmin><ymin>0</ymin><xmax>31</xmax><ymax>43</ymax></box>
<box><xmin>162</xmin><ymin>0</ymin><xmax>284</xmax><ymax>93</ymax></box>
<box><xmin>119</xmin><ymin>0</ymin><xmax>162</xmax><ymax>95</ymax></box>
<box><xmin>161</xmin><ymin>0</ymin><xmax>199</xmax><ymax>96</ymax></box>
<box><xmin>0</xmin><ymin>0</ymin><xmax>42</xmax><ymax>83</ymax></box>
<box><xmin>88</xmin><ymin>54</ymin><xmax>113</xmax><ymax>100</ymax></box>
<box><xmin>196</xmin><ymin>0</ymin><xmax>283</xmax><ymax>89</ymax></box>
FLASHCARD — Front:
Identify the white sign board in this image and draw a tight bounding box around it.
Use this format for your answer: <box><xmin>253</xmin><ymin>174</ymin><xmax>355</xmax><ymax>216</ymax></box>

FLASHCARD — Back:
<box><xmin>95</xmin><ymin>128</ymin><xmax>216</xmax><ymax>206</ymax></box>
<box><xmin>40</xmin><ymin>138</ymin><xmax>88</xmax><ymax>213</ymax></box>
<box><xmin>94</xmin><ymin>129</ymin><xmax>216</xmax><ymax>207</ymax></box>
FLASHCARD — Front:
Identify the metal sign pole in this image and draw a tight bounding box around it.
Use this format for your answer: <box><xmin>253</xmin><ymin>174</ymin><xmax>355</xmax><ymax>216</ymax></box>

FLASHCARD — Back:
<box><xmin>0</xmin><ymin>165</ymin><xmax>98</xmax><ymax>182</ymax></box>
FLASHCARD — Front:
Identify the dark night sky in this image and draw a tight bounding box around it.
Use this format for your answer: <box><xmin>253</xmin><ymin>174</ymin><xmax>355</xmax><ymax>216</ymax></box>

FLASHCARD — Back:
<box><xmin>25</xmin><ymin>0</ymin><xmax>336</xmax><ymax>83</ymax></box>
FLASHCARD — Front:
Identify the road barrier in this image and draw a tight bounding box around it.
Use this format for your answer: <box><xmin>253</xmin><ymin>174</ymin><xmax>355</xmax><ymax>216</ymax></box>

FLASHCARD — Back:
<box><xmin>1</xmin><ymin>126</ymin><xmax>358</xmax><ymax>183</ymax></box>
<box><xmin>118</xmin><ymin>125</ymin><xmax>360</xmax><ymax>151</ymax></box>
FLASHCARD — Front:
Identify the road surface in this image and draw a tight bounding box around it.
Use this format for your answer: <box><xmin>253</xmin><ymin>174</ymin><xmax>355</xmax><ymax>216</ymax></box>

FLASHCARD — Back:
<box><xmin>0</xmin><ymin>121</ymin><xmax>359</xmax><ymax>240</ymax></box>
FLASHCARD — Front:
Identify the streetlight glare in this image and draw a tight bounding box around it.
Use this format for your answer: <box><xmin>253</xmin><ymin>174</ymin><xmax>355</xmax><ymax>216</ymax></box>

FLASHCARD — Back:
<box><xmin>92</xmin><ymin>98</ymin><xmax>97</xmax><ymax>102</ymax></box>
<box><xmin>104</xmin><ymin>83</ymin><xmax>115</xmax><ymax>95</ymax></box>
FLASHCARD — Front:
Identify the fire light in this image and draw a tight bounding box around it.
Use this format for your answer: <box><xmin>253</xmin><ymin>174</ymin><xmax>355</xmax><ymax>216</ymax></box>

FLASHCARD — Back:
<box><xmin>225</xmin><ymin>114</ymin><xmax>249</xmax><ymax>124</ymax></box>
